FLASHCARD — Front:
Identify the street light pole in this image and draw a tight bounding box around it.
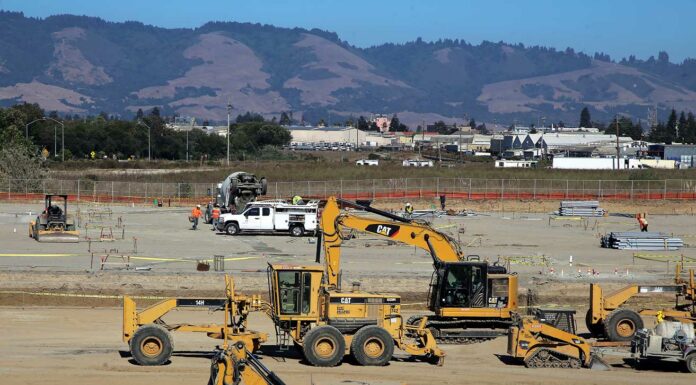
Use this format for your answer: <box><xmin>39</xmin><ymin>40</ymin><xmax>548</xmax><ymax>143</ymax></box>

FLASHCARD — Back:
<box><xmin>137</xmin><ymin>120</ymin><xmax>152</xmax><ymax>161</ymax></box>
<box><xmin>26</xmin><ymin>117</ymin><xmax>65</xmax><ymax>160</ymax></box>
<box><xmin>227</xmin><ymin>102</ymin><xmax>232</xmax><ymax>166</ymax></box>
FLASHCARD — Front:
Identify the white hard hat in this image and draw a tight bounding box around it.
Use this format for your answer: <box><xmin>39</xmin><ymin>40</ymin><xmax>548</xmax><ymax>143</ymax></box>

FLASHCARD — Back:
<box><xmin>406</xmin><ymin>202</ymin><xmax>411</xmax><ymax>206</ymax></box>
<box><xmin>197</xmin><ymin>204</ymin><xmax>201</xmax><ymax>208</ymax></box>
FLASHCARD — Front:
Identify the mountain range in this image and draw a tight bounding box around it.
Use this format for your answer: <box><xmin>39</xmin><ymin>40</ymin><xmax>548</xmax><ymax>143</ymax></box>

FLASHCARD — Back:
<box><xmin>1</xmin><ymin>11</ymin><xmax>695</xmax><ymax>127</ymax></box>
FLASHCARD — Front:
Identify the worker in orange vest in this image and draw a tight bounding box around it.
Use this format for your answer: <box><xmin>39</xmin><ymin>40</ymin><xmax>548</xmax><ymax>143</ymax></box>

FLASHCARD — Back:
<box><xmin>211</xmin><ymin>204</ymin><xmax>221</xmax><ymax>231</ymax></box>
<box><xmin>191</xmin><ymin>204</ymin><xmax>202</xmax><ymax>230</ymax></box>
<box><xmin>637</xmin><ymin>213</ymin><xmax>648</xmax><ymax>232</ymax></box>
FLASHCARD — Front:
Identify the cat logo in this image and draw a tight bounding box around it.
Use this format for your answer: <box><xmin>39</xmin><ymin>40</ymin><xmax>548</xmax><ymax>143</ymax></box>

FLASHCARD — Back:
<box><xmin>365</xmin><ymin>224</ymin><xmax>400</xmax><ymax>238</ymax></box>
<box><xmin>340</xmin><ymin>297</ymin><xmax>352</xmax><ymax>304</ymax></box>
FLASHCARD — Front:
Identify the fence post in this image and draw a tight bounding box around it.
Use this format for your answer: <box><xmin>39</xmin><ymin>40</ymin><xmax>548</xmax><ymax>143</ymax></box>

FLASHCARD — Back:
<box><xmin>42</xmin><ymin>179</ymin><xmax>46</xmax><ymax>195</ymax></box>
<box><xmin>111</xmin><ymin>181</ymin><xmax>114</xmax><ymax>203</ymax></box>
<box><xmin>664</xmin><ymin>180</ymin><xmax>667</xmax><ymax>200</ymax></box>
<box><xmin>533</xmin><ymin>179</ymin><xmax>537</xmax><ymax>199</ymax></box>
<box><xmin>630</xmin><ymin>180</ymin><xmax>634</xmax><ymax>201</ymax></box>
<box><xmin>565</xmin><ymin>179</ymin><xmax>569</xmax><ymax>199</ymax></box>
<box><xmin>598</xmin><ymin>180</ymin><xmax>602</xmax><ymax>199</ymax></box>
<box><xmin>436</xmin><ymin>178</ymin><xmax>439</xmax><ymax>197</ymax></box>
<box><xmin>340</xmin><ymin>179</ymin><xmax>343</xmax><ymax>198</ymax></box>
<box><xmin>77</xmin><ymin>180</ymin><xmax>80</xmax><ymax>202</ymax></box>
<box><xmin>372</xmin><ymin>179</ymin><xmax>375</xmax><ymax>200</ymax></box>
<box><xmin>7</xmin><ymin>179</ymin><xmax>11</xmax><ymax>200</ymax></box>
<box><xmin>468</xmin><ymin>178</ymin><xmax>472</xmax><ymax>200</ymax></box>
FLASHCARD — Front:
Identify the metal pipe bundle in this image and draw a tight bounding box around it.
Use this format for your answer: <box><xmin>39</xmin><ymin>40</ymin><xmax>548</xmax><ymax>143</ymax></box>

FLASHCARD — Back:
<box><xmin>601</xmin><ymin>232</ymin><xmax>683</xmax><ymax>250</ymax></box>
<box><xmin>558</xmin><ymin>200</ymin><xmax>605</xmax><ymax>217</ymax></box>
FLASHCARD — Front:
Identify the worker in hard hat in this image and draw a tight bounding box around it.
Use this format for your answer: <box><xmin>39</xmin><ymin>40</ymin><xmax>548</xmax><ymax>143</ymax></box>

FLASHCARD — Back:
<box><xmin>292</xmin><ymin>195</ymin><xmax>304</xmax><ymax>205</ymax></box>
<box><xmin>405</xmin><ymin>202</ymin><xmax>414</xmax><ymax>219</ymax></box>
<box><xmin>211</xmin><ymin>204</ymin><xmax>221</xmax><ymax>231</ymax></box>
<box><xmin>190</xmin><ymin>204</ymin><xmax>202</xmax><ymax>230</ymax></box>
<box><xmin>637</xmin><ymin>213</ymin><xmax>648</xmax><ymax>232</ymax></box>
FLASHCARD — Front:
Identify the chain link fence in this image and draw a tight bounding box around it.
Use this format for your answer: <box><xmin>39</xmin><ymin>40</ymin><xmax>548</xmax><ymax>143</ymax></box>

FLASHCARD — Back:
<box><xmin>1</xmin><ymin>178</ymin><xmax>695</xmax><ymax>204</ymax></box>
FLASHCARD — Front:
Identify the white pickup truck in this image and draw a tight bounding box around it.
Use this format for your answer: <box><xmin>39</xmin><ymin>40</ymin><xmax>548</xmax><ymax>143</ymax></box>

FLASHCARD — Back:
<box><xmin>216</xmin><ymin>200</ymin><xmax>318</xmax><ymax>236</ymax></box>
<box><xmin>356</xmin><ymin>159</ymin><xmax>379</xmax><ymax>166</ymax></box>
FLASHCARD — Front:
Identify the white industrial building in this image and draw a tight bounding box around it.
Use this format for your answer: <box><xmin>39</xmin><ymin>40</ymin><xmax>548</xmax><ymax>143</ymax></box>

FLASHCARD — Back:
<box><xmin>287</xmin><ymin>126</ymin><xmax>393</xmax><ymax>147</ymax></box>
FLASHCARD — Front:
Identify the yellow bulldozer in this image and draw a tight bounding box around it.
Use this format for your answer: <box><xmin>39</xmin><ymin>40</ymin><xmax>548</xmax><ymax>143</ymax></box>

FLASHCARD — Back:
<box><xmin>29</xmin><ymin>194</ymin><xmax>79</xmax><ymax>243</ymax></box>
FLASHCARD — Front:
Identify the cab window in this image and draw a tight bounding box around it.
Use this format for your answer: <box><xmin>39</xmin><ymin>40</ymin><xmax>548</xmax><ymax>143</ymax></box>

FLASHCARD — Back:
<box><xmin>262</xmin><ymin>208</ymin><xmax>271</xmax><ymax>216</ymax></box>
<box><xmin>277</xmin><ymin>271</ymin><xmax>312</xmax><ymax>315</ymax></box>
<box><xmin>245</xmin><ymin>207</ymin><xmax>260</xmax><ymax>216</ymax></box>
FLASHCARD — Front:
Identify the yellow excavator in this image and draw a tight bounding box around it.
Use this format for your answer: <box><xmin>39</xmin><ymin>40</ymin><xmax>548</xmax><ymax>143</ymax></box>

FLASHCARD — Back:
<box><xmin>208</xmin><ymin>341</ymin><xmax>286</xmax><ymax>385</ymax></box>
<box><xmin>586</xmin><ymin>264</ymin><xmax>696</xmax><ymax>341</ymax></box>
<box><xmin>319</xmin><ymin>196</ymin><xmax>518</xmax><ymax>343</ymax></box>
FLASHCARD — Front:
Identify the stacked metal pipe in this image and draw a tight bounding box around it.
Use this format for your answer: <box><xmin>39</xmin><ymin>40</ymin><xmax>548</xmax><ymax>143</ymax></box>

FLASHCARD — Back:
<box><xmin>558</xmin><ymin>200</ymin><xmax>606</xmax><ymax>217</ymax></box>
<box><xmin>601</xmin><ymin>232</ymin><xmax>683</xmax><ymax>250</ymax></box>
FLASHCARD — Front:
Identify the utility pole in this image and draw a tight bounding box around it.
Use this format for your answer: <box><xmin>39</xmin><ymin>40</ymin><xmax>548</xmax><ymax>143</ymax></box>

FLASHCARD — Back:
<box><xmin>615</xmin><ymin>114</ymin><xmax>620</xmax><ymax>170</ymax></box>
<box><xmin>226</xmin><ymin>101</ymin><xmax>232</xmax><ymax>166</ymax></box>
<box><xmin>54</xmin><ymin>125</ymin><xmax>57</xmax><ymax>157</ymax></box>
<box><xmin>137</xmin><ymin>120</ymin><xmax>151</xmax><ymax>161</ymax></box>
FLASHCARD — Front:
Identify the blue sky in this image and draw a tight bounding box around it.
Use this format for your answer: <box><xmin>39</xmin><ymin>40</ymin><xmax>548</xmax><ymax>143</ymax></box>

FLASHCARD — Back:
<box><xmin>2</xmin><ymin>0</ymin><xmax>694</xmax><ymax>62</ymax></box>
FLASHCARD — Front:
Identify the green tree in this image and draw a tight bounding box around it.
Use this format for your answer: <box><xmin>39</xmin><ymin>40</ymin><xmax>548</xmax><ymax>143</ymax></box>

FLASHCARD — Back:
<box><xmin>356</xmin><ymin>116</ymin><xmax>369</xmax><ymax>131</ymax></box>
<box><xmin>0</xmin><ymin>125</ymin><xmax>45</xmax><ymax>180</ymax></box>
<box><xmin>579</xmin><ymin>107</ymin><xmax>591</xmax><ymax>128</ymax></box>
<box><xmin>686</xmin><ymin>112</ymin><xmax>696</xmax><ymax>144</ymax></box>
<box><xmin>279</xmin><ymin>111</ymin><xmax>292</xmax><ymax>125</ymax></box>
<box><xmin>666</xmin><ymin>109</ymin><xmax>678</xmax><ymax>143</ymax></box>
<box><xmin>678</xmin><ymin>111</ymin><xmax>688</xmax><ymax>143</ymax></box>
<box><xmin>389</xmin><ymin>114</ymin><xmax>408</xmax><ymax>132</ymax></box>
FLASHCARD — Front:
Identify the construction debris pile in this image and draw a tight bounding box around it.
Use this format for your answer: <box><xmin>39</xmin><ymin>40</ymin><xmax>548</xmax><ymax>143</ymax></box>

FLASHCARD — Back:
<box><xmin>558</xmin><ymin>200</ymin><xmax>606</xmax><ymax>217</ymax></box>
<box><xmin>601</xmin><ymin>231</ymin><xmax>684</xmax><ymax>250</ymax></box>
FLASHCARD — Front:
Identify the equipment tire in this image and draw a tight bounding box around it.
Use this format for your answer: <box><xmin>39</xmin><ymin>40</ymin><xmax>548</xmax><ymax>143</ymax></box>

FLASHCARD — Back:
<box><xmin>603</xmin><ymin>309</ymin><xmax>643</xmax><ymax>341</ymax></box>
<box><xmin>290</xmin><ymin>225</ymin><xmax>304</xmax><ymax>237</ymax></box>
<box><xmin>130</xmin><ymin>324</ymin><xmax>173</xmax><ymax>366</ymax></box>
<box><xmin>350</xmin><ymin>325</ymin><xmax>394</xmax><ymax>366</ymax></box>
<box><xmin>302</xmin><ymin>325</ymin><xmax>345</xmax><ymax>367</ymax></box>
<box><xmin>585</xmin><ymin>309</ymin><xmax>604</xmax><ymax>337</ymax></box>
<box><xmin>225</xmin><ymin>222</ymin><xmax>239</xmax><ymax>236</ymax></box>
<box><xmin>260</xmin><ymin>177</ymin><xmax>268</xmax><ymax>195</ymax></box>
<box><xmin>685</xmin><ymin>353</ymin><xmax>696</xmax><ymax>373</ymax></box>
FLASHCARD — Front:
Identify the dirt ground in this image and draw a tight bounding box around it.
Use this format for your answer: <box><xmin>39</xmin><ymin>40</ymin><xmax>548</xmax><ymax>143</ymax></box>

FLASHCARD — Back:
<box><xmin>2</xmin><ymin>199</ymin><xmax>696</xmax><ymax>384</ymax></box>
<box><xmin>2</xmin><ymin>307</ymin><xmax>696</xmax><ymax>385</ymax></box>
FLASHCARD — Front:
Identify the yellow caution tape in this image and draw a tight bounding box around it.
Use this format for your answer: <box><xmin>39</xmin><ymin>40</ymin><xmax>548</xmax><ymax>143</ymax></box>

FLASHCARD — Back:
<box><xmin>550</xmin><ymin>216</ymin><xmax>583</xmax><ymax>221</ymax></box>
<box><xmin>129</xmin><ymin>256</ymin><xmax>260</xmax><ymax>263</ymax></box>
<box><xmin>0</xmin><ymin>290</ymin><xmax>169</xmax><ymax>300</ymax></box>
<box><xmin>0</xmin><ymin>253</ymin><xmax>80</xmax><ymax>257</ymax></box>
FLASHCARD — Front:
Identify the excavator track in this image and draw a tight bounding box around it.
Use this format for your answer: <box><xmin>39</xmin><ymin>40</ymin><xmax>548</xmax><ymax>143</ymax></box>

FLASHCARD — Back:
<box><xmin>524</xmin><ymin>348</ymin><xmax>582</xmax><ymax>369</ymax></box>
<box><xmin>406</xmin><ymin>315</ymin><xmax>511</xmax><ymax>344</ymax></box>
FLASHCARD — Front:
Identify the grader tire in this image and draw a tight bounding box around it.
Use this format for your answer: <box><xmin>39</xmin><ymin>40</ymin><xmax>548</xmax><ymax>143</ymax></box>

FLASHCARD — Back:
<box><xmin>585</xmin><ymin>309</ymin><xmax>604</xmax><ymax>337</ymax></box>
<box><xmin>130</xmin><ymin>324</ymin><xmax>174</xmax><ymax>366</ymax></box>
<box><xmin>302</xmin><ymin>325</ymin><xmax>345</xmax><ymax>367</ymax></box>
<box><xmin>603</xmin><ymin>309</ymin><xmax>643</xmax><ymax>342</ymax></box>
<box><xmin>350</xmin><ymin>325</ymin><xmax>394</xmax><ymax>366</ymax></box>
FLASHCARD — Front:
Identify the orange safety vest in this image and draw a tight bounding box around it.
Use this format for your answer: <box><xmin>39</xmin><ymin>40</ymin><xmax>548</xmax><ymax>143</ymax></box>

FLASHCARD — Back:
<box><xmin>212</xmin><ymin>207</ymin><xmax>221</xmax><ymax>219</ymax></box>
<box><xmin>191</xmin><ymin>208</ymin><xmax>202</xmax><ymax>218</ymax></box>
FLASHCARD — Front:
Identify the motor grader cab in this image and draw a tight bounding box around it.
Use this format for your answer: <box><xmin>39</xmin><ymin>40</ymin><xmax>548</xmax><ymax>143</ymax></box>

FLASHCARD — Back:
<box><xmin>320</xmin><ymin>196</ymin><xmax>517</xmax><ymax>343</ymax></box>
<box><xmin>266</xmin><ymin>263</ymin><xmax>444</xmax><ymax>367</ymax></box>
<box><xmin>586</xmin><ymin>264</ymin><xmax>696</xmax><ymax>341</ymax></box>
<box><xmin>508</xmin><ymin>309</ymin><xmax>609</xmax><ymax>370</ymax></box>
<box><xmin>29</xmin><ymin>194</ymin><xmax>79</xmax><ymax>243</ymax></box>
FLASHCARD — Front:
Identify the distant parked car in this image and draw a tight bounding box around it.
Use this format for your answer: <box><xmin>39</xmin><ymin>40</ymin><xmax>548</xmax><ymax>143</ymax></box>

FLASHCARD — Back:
<box><xmin>402</xmin><ymin>159</ymin><xmax>433</xmax><ymax>167</ymax></box>
<box><xmin>356</xmin><ymin>159</ymin><xmax>379</xmax><ymax>166</ymax></box>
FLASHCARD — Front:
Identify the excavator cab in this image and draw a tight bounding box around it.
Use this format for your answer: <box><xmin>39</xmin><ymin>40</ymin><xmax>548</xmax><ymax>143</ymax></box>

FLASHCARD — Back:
<box><xmin>429</xmin><ymin>262</ymin><xmax>513</xmax><ymax>312</ymax></box>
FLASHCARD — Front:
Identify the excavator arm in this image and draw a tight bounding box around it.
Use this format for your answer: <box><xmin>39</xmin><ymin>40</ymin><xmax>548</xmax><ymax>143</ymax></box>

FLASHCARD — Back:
<box><xmin>320</xmin><ymin>196</ymin><xmax>463</xmax><ymax>288</ymax></box>
<box><xmin>209</xmin><ymin>341</ymin><xmax>286</xmax><ymax>385</ymax></box>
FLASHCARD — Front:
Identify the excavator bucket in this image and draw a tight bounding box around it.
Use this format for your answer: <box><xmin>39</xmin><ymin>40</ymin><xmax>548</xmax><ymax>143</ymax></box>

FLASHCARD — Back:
<box><xmin>589</xmin><ymin>355</ymin><xmax>611</xmax><ymax>371</ymax></box>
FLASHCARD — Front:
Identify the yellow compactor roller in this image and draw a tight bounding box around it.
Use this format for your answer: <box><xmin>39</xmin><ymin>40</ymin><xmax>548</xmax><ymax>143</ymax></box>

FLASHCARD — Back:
<box><xmin>29</xmin><ymin>194</ymin><xmax>79</xmax><ymax>243</ymax></box>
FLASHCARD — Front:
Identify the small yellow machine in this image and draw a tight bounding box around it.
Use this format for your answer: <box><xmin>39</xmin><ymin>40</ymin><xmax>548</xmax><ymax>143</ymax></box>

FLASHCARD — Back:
<box><xmin>123</xmin><ymin>276</ymin><xmax>267</xmax><ymax>366</ymax></box>
<box><xmin>29</xmin><ymin>194</ymin><xmax>79</xmax><ymax>243</ymax></box>
<box><xmin>319</xmin><ymin>196</ymin><xmax>518</xmax><ymax>343</ymax></box>
<box><xmin>586</xmin><ymin>265</ymin><xmax>696</xmax><ymax>341</ymax></box>
<box><xmin>508</xmin><ymin>309</ymin><xmax>608</xmax><ymax>370</ymax></box>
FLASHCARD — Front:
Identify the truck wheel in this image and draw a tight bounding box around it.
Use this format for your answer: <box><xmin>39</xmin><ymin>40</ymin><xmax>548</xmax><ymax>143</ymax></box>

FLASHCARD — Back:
<box><xmin>290</xmin><ymin>225</ymin><xmax>304</xmax><ymax>237</ymax></box>
<box><xmin>350</xmin><ymin>325</ymin><xmax>394</xmax><ymax>366</ymax></box>
<box><xmin>302</xmin><ymin>325</ymin><xmax>345</xmax><ymax>367</ymax></box>
<box><xmin>685</xmin><ymin>353</ymin><xmax>696</xmax><ymax>373</ymax></box>
<box><xmin>225</xmin><ymin>222</ymin><xmax>239</xmax><ymax>235</ymax></box>
<box><xmin>130</xmin><ymin>324</ymin><xmax>174</xmax><ymax>366</ymax></box>
<box><xmin>585</xmin><ymin>309</ymin><xmax>604</xmax><ymax>337</ymax></box>
<box><xmin>603</xmin><ymin>309</ymin><xmax>643</xmax><ymax>341</ymax></box>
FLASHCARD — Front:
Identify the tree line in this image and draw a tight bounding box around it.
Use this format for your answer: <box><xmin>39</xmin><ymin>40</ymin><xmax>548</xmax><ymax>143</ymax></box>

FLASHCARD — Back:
<box><xmin>0</xmin><ymin>103</ymin><xmax>292</xmax><ymax>162</ymax></box>
<box><xmin>580</xmin><ymin>106</ymin><xmax>696</xmax><ymax>143</ymax></box>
